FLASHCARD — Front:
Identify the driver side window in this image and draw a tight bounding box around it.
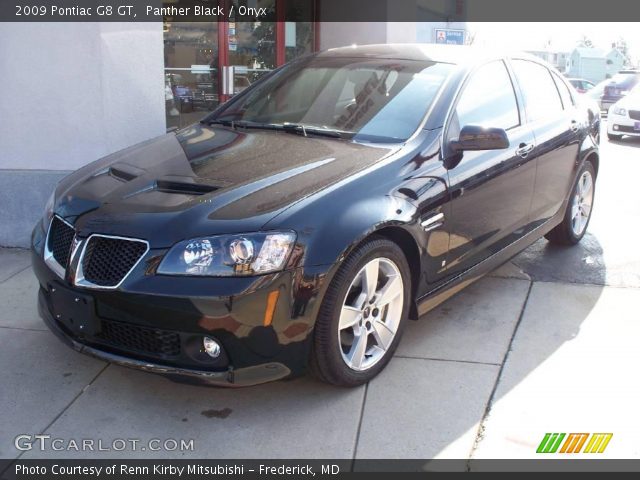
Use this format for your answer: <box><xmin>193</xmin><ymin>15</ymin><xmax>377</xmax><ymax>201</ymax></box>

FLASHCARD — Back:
<box><xmin>449</xmin><ymin>60</ymin><xmax>520</xmax><ymax>142</ymax></box>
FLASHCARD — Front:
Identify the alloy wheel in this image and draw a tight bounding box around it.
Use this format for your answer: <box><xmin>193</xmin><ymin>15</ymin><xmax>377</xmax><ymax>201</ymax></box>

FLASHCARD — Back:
<box><xmin>570</xmin><ymin>170</ymin><xmax>594</xmax><ymax>236</ymax></box>
<box><xmin>338</xmin><ymin>257</ymin><xmax>404</xmax><ymax>371</ymax></box>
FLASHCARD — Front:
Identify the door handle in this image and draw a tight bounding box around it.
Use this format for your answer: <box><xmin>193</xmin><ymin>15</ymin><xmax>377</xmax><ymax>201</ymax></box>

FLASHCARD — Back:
<box><xmin>515</xmin><ymin>142</ymin><xmax>534</xmax><ymax>158</ymax></box>
<box><xmin>570</xmin><ymin>120</ymin><xmax>580</xmax><ymax>132</ymax></box>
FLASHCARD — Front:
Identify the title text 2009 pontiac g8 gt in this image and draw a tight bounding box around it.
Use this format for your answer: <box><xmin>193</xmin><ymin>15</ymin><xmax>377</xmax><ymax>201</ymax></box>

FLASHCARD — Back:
<box><xmin>32</xmin><ymin>45</ymin><xmax>599</xmax><ymax>387</ymax></box>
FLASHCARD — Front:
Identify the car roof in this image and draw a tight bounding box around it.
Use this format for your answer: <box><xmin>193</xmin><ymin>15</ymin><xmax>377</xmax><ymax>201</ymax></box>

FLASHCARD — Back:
<box><xmin>318</xmin><ymin>43</ymin><xmax>534</xmax><ymax>66</ymax></box>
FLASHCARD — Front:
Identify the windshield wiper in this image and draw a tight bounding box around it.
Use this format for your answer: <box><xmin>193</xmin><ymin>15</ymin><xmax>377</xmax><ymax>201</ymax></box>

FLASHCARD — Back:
<box><xmin>203</xmin><ymin>119</ymin><xmax>351</xmax><ymax>138</ymax></box>
<box><xmin>278</xmin><ymin>123</ymin><xmax>350</xmax><ymax>138</ymax></box>
<box><xmin>203</xmin><ymin>119</ymin><xmax>279</xmax><ymax>131</ymax></box>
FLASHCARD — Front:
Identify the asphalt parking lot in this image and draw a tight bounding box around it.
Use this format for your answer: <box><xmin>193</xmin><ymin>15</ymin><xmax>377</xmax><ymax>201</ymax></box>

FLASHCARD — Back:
<box><xmin>1</xmin><ymin>122</ymin><xmax>639</xmax><ymax>463</ymax></box>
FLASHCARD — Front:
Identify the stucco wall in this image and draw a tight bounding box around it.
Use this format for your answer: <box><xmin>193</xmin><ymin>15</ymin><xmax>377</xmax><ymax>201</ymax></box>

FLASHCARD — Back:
<box><xmin>0</xmin><ymin>22</ymin><xmax>165</xmax><ymax>247</ymax></box>
<box><xmin>0</xmin><ymin>22</ymin><xmax>165</xmax><ymax>171</ymax></box>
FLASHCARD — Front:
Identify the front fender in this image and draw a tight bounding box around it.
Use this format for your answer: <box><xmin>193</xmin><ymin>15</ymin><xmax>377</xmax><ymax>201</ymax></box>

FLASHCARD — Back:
<box><xmin>296</xmin><ymin>194</ymin><xmax>419</xmax><ymax>268</ymax></box>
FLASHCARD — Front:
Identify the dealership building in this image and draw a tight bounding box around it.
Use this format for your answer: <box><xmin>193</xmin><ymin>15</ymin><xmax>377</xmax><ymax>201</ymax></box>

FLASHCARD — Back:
<box><xmin>0</xmin><ymin>1</ymin><xmax>466</xmax><ymax>247</ymax></box>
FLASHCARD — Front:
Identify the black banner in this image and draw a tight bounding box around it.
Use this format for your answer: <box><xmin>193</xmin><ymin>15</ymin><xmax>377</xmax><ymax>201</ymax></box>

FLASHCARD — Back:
<box><xmin>2</xmin><ymin>459</ymin><xmax>640</xmax><ymax>479</ymax></box>
<box><xmin>2</xmin><ymin>0</ymin><xmax>640</xmax><ymax>22</ymax></box>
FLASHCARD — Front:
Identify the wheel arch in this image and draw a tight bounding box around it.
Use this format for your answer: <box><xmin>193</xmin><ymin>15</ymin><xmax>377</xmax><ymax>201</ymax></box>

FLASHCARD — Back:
<box><xmin>372</xmin><ymin>226</ymin><xmax>421</xmax><ymax>320</ymax></box>
<box><xmin>585</xmin><ymin>150</ymin><xmax>599</xmax><ymax>178</ymax></box>
<box><xmin>335</xmin><ymin>224</ymin><xmax>422</xmax><ymax>321</ymax></box>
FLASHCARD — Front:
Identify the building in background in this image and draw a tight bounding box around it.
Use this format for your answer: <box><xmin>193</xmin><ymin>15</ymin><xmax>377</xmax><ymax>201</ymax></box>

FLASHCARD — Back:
<box><xmin>526</xmin><ymin>50</ymin><xmax>570</xmax><ymax>73</ymax></box>
<box><xmin>0</xmin><ymin>1</ymin><xmax>468</xmax><ymax>247</ymax></box>
<box><xmin>565</xmin><ymin>47</ymin><xmax>626</xmax><ymax>83</ymax></box>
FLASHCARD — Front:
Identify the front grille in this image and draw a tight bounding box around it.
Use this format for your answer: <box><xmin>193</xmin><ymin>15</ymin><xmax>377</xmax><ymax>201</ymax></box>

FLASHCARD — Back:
<box><xmin>81</xmin><ymin>236</ymin><xmax>147</xmax><ymax>287</ymax></box>
<box><xmin>629</xmin><ymin>110</ymin><xmax>640</xmax><ymax>121</ymax></box>
<box><xmin>97</xmin><ymin>318</ymin><xmax>181</xmax><ymax>356</ymax></box>
<box><xmin>48</xmin><ymin>217</ymin><xmax>75</xmax><ymax>268</ymax></box>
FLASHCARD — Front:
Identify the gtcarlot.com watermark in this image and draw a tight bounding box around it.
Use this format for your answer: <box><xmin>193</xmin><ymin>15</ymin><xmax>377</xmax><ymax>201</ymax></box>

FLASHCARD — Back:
<box><xmin>15</xmin><ymin>434</ymin><xmax>195</xmax><ymax>452</ymax></box>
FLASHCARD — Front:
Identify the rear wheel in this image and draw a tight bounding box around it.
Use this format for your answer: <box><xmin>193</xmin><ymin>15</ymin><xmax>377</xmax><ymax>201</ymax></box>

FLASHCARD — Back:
<box><xmin>310</xmin><ymin>237</ymin><xmax>410</xmax><ymax>386</ymax></box>
<box><xmin>545</xmin><ymin>161</ymin><xmax>596</xmax><ymax>245</ymax></box>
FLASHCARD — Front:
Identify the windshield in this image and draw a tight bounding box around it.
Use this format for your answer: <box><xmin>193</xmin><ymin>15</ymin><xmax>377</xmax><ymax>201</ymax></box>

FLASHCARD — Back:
<box><xmin>206</xmin><ymin>56</ymin><xmax>454</xmax><ymax>143</ymax></box>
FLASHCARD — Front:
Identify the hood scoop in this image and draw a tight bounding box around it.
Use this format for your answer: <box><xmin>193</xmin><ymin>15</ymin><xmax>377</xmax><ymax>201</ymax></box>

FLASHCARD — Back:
<box><xmin>154</xmin><ymin>180</ymin><xmax>218</xmax><ymax>196</ymax></box>
<box><xmin>118</xmin><ymin>176</ymin><xmax>221</xmax><ymax>208</ymax></box>
<box><xmin>109</xmin><ymin>165</ymin><xmax>140</xmax><ymax>182</ymax></box>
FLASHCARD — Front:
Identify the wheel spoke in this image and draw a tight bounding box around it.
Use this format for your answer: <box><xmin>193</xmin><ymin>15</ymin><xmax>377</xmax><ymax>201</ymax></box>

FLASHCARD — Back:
<box><xmin>372</xmin><ymin>320</ymin><xmax>394</xmax><ymax>351</ymax></box>
<box><xmin>362</xmin><ymin>259</ymin><xmax>379</xmax><ymax>300</ymax></box>
<box><xmin>571</xmin><ymin>200</ymin><xmax>580</xmax><ymax>220</ymax></box>
<box><xmin>572</xmin><ymin>215</ymin><xmax>580</xmax><ymax>232</ymax></box>
<box><xmin>375</xmin><ymin>274</ymin><xmax>402</xmax><ymax>308</ymax></box>
<box><xmin>347</xmin><ymin>331</ymin><xmax>368</xmax><ymax>369</ymax></box>
<box><xmin>339</xmin><ymin>306</ymin><xmax>361</xmax><ymax>330</ymax></box>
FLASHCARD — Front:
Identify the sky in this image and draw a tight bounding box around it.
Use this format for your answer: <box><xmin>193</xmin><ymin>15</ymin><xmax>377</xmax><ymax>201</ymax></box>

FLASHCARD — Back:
<box><xmin>468</xmin><ymin>23</ymin><xmax>640</xmax><ymax>63</ymax></box>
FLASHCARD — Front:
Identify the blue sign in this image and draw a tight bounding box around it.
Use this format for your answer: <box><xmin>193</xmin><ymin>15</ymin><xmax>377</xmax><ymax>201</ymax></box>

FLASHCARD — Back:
<box><xmin>435</xmin><ymin>29</ymin><xmax>465</xmax><ymax>45</ymax></box>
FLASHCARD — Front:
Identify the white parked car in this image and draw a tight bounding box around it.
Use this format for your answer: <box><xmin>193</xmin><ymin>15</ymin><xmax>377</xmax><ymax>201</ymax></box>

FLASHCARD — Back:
<box><xmin>607</xmin><ymin>85</ymin><xmax>640</xmax><ymax>141</ymax></box>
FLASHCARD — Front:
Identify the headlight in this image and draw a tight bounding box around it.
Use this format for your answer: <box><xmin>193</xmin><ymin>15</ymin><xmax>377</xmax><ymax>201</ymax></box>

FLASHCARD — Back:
<box><xmin>157</xmin><ymin>232</ymin><xmax>296</xmax><ymax>276</ymax></box>
<box><xmin>613</xmin><ymin>106</ymin><xmax>627</xmax><ymax>116</ymax></box>
<box><xmin>44</xmin><ymin>190</ymin><xmax>55</xmax><ymax>220</ymax></box>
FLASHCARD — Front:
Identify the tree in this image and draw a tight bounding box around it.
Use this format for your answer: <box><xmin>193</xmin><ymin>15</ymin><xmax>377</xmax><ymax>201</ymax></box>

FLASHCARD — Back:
<box><xmin>578</xmin><ymin>35</ymin><xmax>594</xmax><ymax>48</ymax></box>
<box><xmin>614</xmin><ymin>37</ymin><xmax>631</xmax><ymax>67</ymax></box>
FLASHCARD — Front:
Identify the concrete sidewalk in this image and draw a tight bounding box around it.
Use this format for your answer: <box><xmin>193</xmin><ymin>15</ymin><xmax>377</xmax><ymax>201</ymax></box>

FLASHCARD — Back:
<box><xmin>1</xmin><ymin>246</ymin><xmax>637</xmax><ymax>462</ymax></box>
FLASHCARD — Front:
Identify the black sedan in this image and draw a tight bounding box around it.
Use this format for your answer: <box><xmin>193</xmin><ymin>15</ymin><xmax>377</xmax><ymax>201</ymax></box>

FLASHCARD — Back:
<box><xmin>32</xmin><ymin>45</ymin><xmax>599</xmax><ymax>387</ymax></box>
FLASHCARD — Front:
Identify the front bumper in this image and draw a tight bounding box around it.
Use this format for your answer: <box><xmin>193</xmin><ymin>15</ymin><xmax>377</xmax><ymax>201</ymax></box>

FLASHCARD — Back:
<box><xmin>38</xmin><ymin>289</ymin><xmax>291</xmax><ymax>387</ymax></box>
<box><xmin>31</xmin><ymin>220</ymin><xmax>334</xmax><ymax>387</ymax></box>
<box><xmin>607</xmin><ymin>113</ymin><xmax>640</xmax><ymax>137</ymax></box>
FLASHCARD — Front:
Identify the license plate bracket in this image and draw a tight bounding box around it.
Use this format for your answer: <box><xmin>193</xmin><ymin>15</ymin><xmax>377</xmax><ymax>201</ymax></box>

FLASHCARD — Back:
<box><xmin>49</xmin><ymin>284</ymin><xmax>100</xmax><ymax>337</ymax></box>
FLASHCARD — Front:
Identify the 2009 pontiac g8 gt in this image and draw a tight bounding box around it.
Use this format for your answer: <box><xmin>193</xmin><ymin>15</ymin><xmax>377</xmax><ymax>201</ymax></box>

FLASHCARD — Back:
<box><xmin>32</xmin><ymin>45</ymin><xmax>599</xmax><ymax>387</ymax></box>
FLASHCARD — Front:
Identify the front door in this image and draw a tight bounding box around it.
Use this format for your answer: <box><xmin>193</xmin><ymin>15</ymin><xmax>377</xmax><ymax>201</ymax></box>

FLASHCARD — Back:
<box><xmin>443</xmin><ymin>60</ymin><xmax>537</xmax><ymax>278</ymax></box>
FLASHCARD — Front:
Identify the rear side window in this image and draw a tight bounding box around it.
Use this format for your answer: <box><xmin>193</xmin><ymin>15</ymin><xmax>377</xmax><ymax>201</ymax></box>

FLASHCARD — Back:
<box><xmin>454</xmin><ymin>60</ymin><xmax>520</xmax><ymax>131</ymax></box>
<box><xmin>552</xmin><ymin>72</ymin><xmax>574</xmax><ymax>109</ymax></box>
<box><xmin>512</xmin><ymin>60</ymin><xmax>563</xmax><ymax>122</ymax></box>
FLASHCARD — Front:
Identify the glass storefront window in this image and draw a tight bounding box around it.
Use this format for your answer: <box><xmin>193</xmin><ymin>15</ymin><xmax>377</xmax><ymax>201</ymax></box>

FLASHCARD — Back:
<box><xmin>228</xmin><ymin>1</ymin><xmax>276</xmax><ymax>88</ymax></box>
<box><xmin>162</xmin><ymin>1</ymin><xmax>317</xmax><ymax>131</ymax></box>
<box><xmin>285</xmin><ymin>1</ymin><xmax>315</xmax><ymax>62</ymax></box>
<box><xmin>164</xmin><ymin>22</ymin><xmax>219</xmax><ymax>130</ymax></box>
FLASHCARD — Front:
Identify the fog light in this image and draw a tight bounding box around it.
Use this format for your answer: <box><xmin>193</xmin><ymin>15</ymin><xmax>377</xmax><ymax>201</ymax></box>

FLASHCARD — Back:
<box><xmin>203</xmin><ymin>337</ymin><xmax>221</xmax><ymax>358</ymax></box>
<box><xmin>613</xmin><ymin>125</ymin><xmax>619</xmax><ymax>131</ymax></box>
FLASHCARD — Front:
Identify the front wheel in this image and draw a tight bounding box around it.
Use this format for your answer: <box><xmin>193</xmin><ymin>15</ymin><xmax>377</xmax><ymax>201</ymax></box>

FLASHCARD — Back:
<box><xmin>545</xmin><ymin>161</ymin><xmax>596</xmax><ymax>245</ymax></box>
<box><xmin>310</xmin><ymin>237</ymin><xmax>411</xmax><ymax>386</ymax></box>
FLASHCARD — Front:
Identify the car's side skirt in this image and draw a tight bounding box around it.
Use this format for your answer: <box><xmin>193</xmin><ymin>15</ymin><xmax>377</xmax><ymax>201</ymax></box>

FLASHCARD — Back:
<box><xmin>415</xmin><ymin>205</ymin><xmax>565</xmax><ymax>318</ymax></box>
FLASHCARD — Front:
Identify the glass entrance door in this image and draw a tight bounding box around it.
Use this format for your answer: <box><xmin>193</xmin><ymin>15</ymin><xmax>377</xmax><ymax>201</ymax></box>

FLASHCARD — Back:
<box><xmin>164</xmin><ymin>22</ymin><xmax>219</xmax><ymax>129</ymax></box>
<box><xmin>224</xmin><ymin>0</ymin><xmax>277</xmax><ymax>101</ymax></box>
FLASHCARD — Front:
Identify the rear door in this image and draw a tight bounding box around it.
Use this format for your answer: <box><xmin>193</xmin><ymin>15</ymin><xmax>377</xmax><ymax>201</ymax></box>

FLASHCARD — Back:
<box><xmin>442</xmin><ymin>60</ymin><xmax>537</xmax><ymax>278</ymax></box>
<box><xmin>511</xmin><ymin>59</ymin><xmax>581</xmax><ymax>226</ymax></box>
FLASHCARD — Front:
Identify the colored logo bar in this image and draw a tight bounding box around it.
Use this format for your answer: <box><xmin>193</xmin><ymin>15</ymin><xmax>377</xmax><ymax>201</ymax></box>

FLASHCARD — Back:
<box><xmin>537</xmin><ymin>433</ymin><xmax>612</xmax><ymax>454</ymax></box>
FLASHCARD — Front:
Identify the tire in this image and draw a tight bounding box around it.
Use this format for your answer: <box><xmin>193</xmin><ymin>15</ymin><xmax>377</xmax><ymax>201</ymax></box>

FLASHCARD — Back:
<box><xmin>545</xmin><ymin>161</ymin><xmax>596</xmax><ymax>246</ymax></box>
<box><xmin>607</xmin><ymin>133</ymin><xmax>622</xmax><ymax>141</ymax></box>
<box><xmin>310</xmin><ymin>237</ymin><xmax>411</xmax><ymax>387</ymax></box>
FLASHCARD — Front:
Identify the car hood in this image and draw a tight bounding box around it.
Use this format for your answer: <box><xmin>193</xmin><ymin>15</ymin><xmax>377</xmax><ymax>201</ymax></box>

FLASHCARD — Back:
<box><xmin>56</xmin><ymin>123</ymin><xmax>397</xmax><ymax>247</ymax></box>
<box><xmin>614</xmin><ymin>95</ymin><xmax>640</xmax><ymax>110</ymax></box>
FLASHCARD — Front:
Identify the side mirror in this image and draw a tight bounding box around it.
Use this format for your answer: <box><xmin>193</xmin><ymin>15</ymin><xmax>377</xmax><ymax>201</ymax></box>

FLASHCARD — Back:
<box><xmin>450</xmin><ymin>125</ymin><xmax>510</xmax><ymax>152</ymax></box>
